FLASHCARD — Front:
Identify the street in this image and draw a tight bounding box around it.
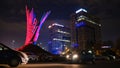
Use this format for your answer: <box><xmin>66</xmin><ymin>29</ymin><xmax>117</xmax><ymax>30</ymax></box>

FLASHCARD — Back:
<box><xmin>0</xmin><ymin>60</ymin><xmax>120</xmax><ymax>68</ymax></box>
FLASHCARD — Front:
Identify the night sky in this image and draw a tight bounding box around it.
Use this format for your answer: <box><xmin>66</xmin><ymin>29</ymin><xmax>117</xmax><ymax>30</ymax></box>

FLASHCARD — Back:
<box><xmin>0</xmin><ymin>0</ymin><xmax>120</xmax><ymax>49</ymax></box>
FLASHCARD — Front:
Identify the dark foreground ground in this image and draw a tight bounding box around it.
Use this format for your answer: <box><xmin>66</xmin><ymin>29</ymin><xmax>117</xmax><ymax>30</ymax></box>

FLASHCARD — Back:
<box><xmin>0</xmin><ymin>60</ymin><xmax>120</xmax><ymax>68</ymax></box>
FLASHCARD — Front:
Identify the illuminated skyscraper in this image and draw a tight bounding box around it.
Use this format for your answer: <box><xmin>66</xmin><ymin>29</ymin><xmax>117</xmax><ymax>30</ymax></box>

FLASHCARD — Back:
<box><xmin>48</xmin><ymin>23</ymin><xmax>71</xmax><ymax>54</ymax></box>
<box><xmin>71</xmin><ymin>8</ymin><xmax>102</xmax><ymax>52</ymax></box>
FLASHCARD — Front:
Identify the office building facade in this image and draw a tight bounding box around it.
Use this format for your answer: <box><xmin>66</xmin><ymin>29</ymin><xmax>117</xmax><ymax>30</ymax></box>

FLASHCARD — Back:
<box><xmin>48</xmin><ymin>23</ymin><xmax>71</xmax><ymax>54</ymax></box>
<box><xmin>71</xmin><ymin>8</ymin><xmax>102</xmax><ymax>52</ymax></box>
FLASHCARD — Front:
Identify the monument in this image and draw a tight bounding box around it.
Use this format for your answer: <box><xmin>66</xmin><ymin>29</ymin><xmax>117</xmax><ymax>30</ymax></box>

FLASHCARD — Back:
<box><xmin>18</xmin><ymin>5</ymin><xmax>51</xmax><ymax>50</ymax></box>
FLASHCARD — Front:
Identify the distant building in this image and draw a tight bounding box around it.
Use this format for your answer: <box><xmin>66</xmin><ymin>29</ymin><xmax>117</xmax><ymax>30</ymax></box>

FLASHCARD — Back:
<box><xmin>71</xmin><ymin>8</ymin><xmax>102</xmax><ymax>52</ymax></box>
<box><xmin>115</xmin><ymin>37</ymin><xmax>120</xmax><ymax>56</ymax></box>
<box><xmin>48</xmin><ymin>23</ymin><xmax>71</xmax><ymax>54</ymax></box>
<box><xmin>101</xmin><ymin>41</ymin><xmax>114</xmax><ymax>49</ymax></box>
<box><xmin>116</xmin><ymin>37</ymin><xmax>120</xmax><ymax>49</ymax></box>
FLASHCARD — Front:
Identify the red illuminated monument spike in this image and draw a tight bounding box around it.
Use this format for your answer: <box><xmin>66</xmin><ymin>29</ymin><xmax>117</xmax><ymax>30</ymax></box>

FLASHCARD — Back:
<box><xmin>25</xmin><ymin>6</ymin><xmax>37</xmax><ymax>45</ymax></box>
<box><xmin>18</xmin><ymin>5</ymin><xmax>50</xmax><ymax>50</ymax></box>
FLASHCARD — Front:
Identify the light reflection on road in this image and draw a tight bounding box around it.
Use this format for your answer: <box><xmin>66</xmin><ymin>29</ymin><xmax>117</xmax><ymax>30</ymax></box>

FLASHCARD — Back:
<box><xmin>0</xmin><ymin>61</ymin><xmax>120</xmax><ymax>68</ymax></box>
<box><xmin>0</xmin><ymin>64</ymin><xmax>81</xmax><ymax>68</ymax></box>
<box><xmin>19</xmin><ymin>64</ymin><xmax>81</xmax><ymax>68</ymax></box>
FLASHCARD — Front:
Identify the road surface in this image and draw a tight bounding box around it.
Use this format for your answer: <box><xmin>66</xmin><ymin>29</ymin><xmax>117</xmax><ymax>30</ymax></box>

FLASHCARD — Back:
<box><xmin>0</xmin><ymin>60</ymin><xmax>120</xmax><ymax>68</ymax></box>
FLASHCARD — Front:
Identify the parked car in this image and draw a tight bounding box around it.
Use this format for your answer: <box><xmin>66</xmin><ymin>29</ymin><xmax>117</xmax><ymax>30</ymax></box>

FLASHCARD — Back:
<box><xmin>26</xmin><ymin>52</ymin><xmax>39</xmax><ymax>62</ymax></box>
<box><xmin>102</xmin><ymin>49</ymin><xmax>117</xmax><ymax>61</ymax></box>
<box><xmin>65</xmin><ymin>50</ymin><xmax>95</xmax><ymax>64</ymax></box>
<box><xmin>0</xmin><ymin>43</ymin><xmax>22</xmax><ymax>67</ymax></box>
<box><xmin>18</xmin><ymin>51</ymin><xmax>29</xmax><ymax>64</ymax></box>
<box><xmin>79</xmin><ymin>50</ymin><xmax>95</xmax><ymax>64</ymax></box>
<box><xmin>95</xmin><ymin>55</ymin><xmax>109</xmax><ymax>60</ymax></box>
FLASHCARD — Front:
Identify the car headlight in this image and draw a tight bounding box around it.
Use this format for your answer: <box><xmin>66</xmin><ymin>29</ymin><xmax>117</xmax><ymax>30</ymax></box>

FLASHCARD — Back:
<box><xmin>18</xmin><ymin>51</ymin><xmax>29</xmax><ymax>64</ymax></box>
<box><xmin>66</xmin><ymin>55</ymin><xmax>70</xmax><ymax>59</ymax></box>
<box><xmin>88</xmin><ymin>50</ymin><xmax>92</xmax><ymax>54</ymax></box>
<box><xmin>72</xmin><ymin>54</ymin><xmax>78</xmax><ymax>60</ymax></box>
<box><xmin>113</xmin><ymin>56</ymin><xmax>116</xmax><ymax>59</ymax></box>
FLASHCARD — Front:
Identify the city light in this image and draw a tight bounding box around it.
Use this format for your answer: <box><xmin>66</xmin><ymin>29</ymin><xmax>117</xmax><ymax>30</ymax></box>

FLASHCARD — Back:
<box><xmin>48</xmin><ymin>25</ymin><xmax>52</xmax><ymax>28</ymax></box>
<box><xmin>88</xmin><ymin>50</ymin><xmax>92</xmax><ymax>53</ymax></box>
<box><xmin>57</xmin><ymin>29</ymin><xmax>70</xmax><ymax>34</ymax></box>
<box><xmin>52</xmin><ymin>23</ymin><xmax>64</xmax><ymax>27</ymax></box>
<box><xmin>48</xmin><ymin>23</ymin><xmax>64</xmax><ymax>29</ymax></box>
<box><xmin>75</xmin><ymin>8</ymin><xmax>87</xmax><ymax>14</ymax></box>
<box><xmin>76</xmin><ymin>21</ymin><xmax>86</xmax><ymax>27</ymax></box>
<box><xmin>72</xmin><ymin>43</ymin><xmax>79</xmax><ymax>48</ymax></box>
<box><xmin>77</xmin><ymin>15</ymin><xmax>101</xmax><ymax>27</ymax></box>
<box><xmin>66</xmin><ymin>54</ymin><xmax>70</xmax><ymax>59</ymax></box>
<box><xmin>101</xmin><ymin>46</ymin><xmax>111</xmax><ymax>48</ymax></box>
<box><xmin>72</xmin><ymin>54</ymin><xmax>78</xmax><ymax>60</ymax></box>
<box><xmin>53</xmin><ymin>38</ymin><xmax>70</xmax><ymax>42</ymax></box>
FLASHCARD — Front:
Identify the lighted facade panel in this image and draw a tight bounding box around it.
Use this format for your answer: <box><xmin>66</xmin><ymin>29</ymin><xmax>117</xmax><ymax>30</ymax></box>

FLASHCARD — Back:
<box><xmin>48</xmin><ymin>23</ymin><xmax>71</xmax><ymax>54</ymax></box>
<box><xmin>71</xmin><ymin>9</ymin><xmax>102</xmax><ymax>52</ymax></box>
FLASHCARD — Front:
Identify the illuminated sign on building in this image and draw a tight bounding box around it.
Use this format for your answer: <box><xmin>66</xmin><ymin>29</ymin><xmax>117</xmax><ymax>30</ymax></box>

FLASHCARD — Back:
<box><xmin>101</xmin><ymin>46</ymin><xmax>111</xmax><ymax>48</ymax></box>
<box><xmin>76</xmin><ymin>21</ymin><xmax>86</xmax><ymax>27</ymax></box>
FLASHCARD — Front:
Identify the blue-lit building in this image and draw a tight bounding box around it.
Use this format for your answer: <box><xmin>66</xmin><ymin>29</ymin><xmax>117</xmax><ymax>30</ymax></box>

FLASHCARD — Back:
<box><xmin>71</xmin><ymin>8</ymin><xmax>102</xmax><ymax>52</ymax></box>
<box><xmin>48</xmin><ymin>23</ymin><xmax>71</xmax><ymax>54</ymax></box>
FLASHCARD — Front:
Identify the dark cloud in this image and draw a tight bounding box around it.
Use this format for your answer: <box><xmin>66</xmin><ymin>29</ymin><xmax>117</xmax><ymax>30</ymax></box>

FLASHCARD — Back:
<box><xmin>0</xmin><ymin>0</ymin><xmax>120</xmax><ymax>20</ymax></box>
<box><xmin>0</xmin><ymin>19</ymin><xmax>26</xmax><ymax>48</ymax></box>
